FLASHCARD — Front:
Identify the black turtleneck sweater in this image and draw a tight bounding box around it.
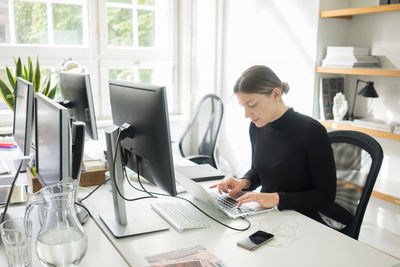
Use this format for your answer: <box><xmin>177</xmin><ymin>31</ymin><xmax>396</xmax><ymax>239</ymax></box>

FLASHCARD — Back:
<box><xmin>243</xmin><ymin>108</ymin><xmax>336</xmax><ymax>221</ymax></box>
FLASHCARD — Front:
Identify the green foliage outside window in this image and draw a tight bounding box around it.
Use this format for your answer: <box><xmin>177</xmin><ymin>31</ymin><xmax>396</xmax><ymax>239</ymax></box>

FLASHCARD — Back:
<box><xmin>108</xmin><ymin>8</ymin><xmax>133</xmax><ymax>46</ymax></box>
<box><xmin>14</xmin><ymin>1</ymin><xmax>48</xmax><ymax>44</ymax></box>
<box><xmin>53</xmin><ymin>4</ymin><xmax>83</xmax><ymax>45</ymax></box>
<box><xmin>138</xmin><ymin>9</ymin><xmax>155</xmax><ymax>47</ymax></box>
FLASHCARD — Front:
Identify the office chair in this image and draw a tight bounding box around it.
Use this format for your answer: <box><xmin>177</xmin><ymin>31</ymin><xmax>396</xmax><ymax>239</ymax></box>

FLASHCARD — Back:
<box><xmin>320</xmin><ymin>130</ymin><xmax>383</xmax><ymax>240</ymax></box>
<box><xmin>178</xmin><ymin>94</ymin><xmax>224</xmax><ymax>169</ymax></box>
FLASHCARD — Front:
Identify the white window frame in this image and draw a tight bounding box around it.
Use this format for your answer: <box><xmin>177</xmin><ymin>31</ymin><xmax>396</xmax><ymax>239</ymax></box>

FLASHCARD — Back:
<box><xmin>0</xmin><ymin>0</ymin><xmax>180</xmax><ymax>129</ymax></box>
<box><xmin>97</xmin><ymin>0</ymin><xmax>175</xmax><ymax>120</ymax></box>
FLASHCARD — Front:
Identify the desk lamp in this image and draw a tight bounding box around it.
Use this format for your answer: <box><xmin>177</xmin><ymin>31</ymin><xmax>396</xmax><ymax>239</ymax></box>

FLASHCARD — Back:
<box><xmin>349</xmin><ymin>79</ymin><xmax>378</xmax><ymax>121</ymax></box>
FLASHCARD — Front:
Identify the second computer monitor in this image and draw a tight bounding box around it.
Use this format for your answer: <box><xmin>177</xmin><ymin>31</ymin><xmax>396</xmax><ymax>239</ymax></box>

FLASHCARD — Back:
<box><xmin>13</xmin><ymin>77</ymin><xmax>34</xmax><ymax>156</ymax></box>
<box><xmin>34</xmin><ymin>93</ymin><xmax>71</xmax><ymax>187</ymax></box>
<box><xmin>59</xmin><ymin>72</ymin><xmax>98</xmax><ymax>140</ymax></box>
<box><xmin>109</xmin><ymin>81</ymin><xmax>177</xmax><ymax>196</ymax></box>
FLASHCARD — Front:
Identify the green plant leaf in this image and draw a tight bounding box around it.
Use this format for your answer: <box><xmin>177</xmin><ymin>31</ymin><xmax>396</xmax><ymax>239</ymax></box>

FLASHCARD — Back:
<box><xmin>42</xmin><ymin>76</ymin><xmax>50</xmax><ymax>96</ymax></box>
<box><xmin>34</xmin><ymin>57</ymin><xmax>41</xmax><ymax>93</ymax></box>
<box><xmin>0</xmin><ymin>78</ymin><xmax>14</xmax><ymax>111</ymax></box>
<box><xmin>28</xmin><ymin>59</ymin><xmax>33</xmax><ymax>82</ymax></box>
<box><xmin>15</xmin><ymin>57</ymin><xmax>22</xmax><ymax>78</ymax></box>
<box><xmin>5</xmin><ymin>67</ymin><xmax>15</xmax><ymax>90</ymax></box>
<box><xmin>23</xmin><ymin>65</ymin><xmax>28</xmax><ymax>80</ymax></box>
<box><xmin>46</xmin><ymin>85</ymin><xmax>57</xmax><ymax>99</ymax></box>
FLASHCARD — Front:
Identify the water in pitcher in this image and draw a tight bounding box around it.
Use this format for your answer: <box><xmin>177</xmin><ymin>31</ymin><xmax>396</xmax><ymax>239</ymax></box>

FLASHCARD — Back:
<box><xmin>36</xmin><ymin>227</ymin><xmax>87</xmax><ymax>266</ymax></box>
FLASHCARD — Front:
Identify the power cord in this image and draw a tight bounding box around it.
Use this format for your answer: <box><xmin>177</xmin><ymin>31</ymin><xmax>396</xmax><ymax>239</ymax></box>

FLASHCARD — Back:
<box><xmin>123</xmin><ymin>167</ymin><xmax>251</xmax><ymax>232</ymax></box>
<box><xmin>111</xmin><ymin>131</ymin><xmax>156</xmax><ymax>202</ymax></box>
<box><xmin>0</xmin><ymin>161</ymin><xmax>23</xmax><ymax>223</ymax></box>
<box><xmin>79</xmin><ymin>178</ymin><xmax>111</xmax><ymax>202</ymax></box>
<box><xmin>79</xmin><ymin>130</ymin><xmax>250</xmax><ymax>232</ymax></box>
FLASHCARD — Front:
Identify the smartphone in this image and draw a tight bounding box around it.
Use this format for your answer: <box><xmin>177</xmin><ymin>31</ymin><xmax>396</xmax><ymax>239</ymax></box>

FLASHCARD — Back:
<box><xmin>237</xmin><ymin>230</ymin><xmax>274</xmax><ymax>251</ymax></box>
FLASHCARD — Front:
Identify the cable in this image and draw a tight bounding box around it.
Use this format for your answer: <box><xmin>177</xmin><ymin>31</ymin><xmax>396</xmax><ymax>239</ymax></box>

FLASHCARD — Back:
<box><xmin>0</xmin><ymin>160</ymin><xmax>23</xmax><ymax>223</ymax></box>
<box><xmin>124</xmin><ymin>171</ymin><xmax>251</xmax><ymax>232</ymax></box>
<box><xmin>75</xmin><ymin>202</ymin><xmax>92</xmax><ymax>219</ymax></box>
<box><xmin>111</xmin><ymin>131</ymin><xmax>156</xmax><ymax>202</ymax></box>
<box><xmin>79</xmin><ymin>178</ymin><xmax>111</xmax><ymax>202</ymax></box>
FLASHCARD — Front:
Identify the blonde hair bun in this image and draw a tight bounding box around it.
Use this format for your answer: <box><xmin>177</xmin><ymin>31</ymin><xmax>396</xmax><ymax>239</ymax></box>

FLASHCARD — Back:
<box><xmin>282</xmin><ymin>82</ymin><xmax>290</xmax><ymax>94</ymax></box>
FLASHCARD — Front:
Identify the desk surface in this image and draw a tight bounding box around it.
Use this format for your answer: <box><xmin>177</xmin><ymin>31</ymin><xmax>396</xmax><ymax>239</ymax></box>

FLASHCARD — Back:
<box><xmin>0</xmin><ymin>204</ymin><xmax>128</xmax><ymax>267</ymax></box>
<box><xmin>83</xmin><ymin>180</ymin><xmax>400</xmax><ymax>267</ymax></box>
<box><xmin>0</xmin><ymin>148</ymin><xmax>128</xmax><ymax>267</ymax></box>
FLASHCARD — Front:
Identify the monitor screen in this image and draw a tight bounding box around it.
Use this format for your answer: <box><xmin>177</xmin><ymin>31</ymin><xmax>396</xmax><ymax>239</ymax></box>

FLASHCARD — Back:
<box><xmin>13</xmin><ymin>77</ymin><xmax>34</xmax><ymax>156</ymax></box>
<box><xmin>59</xmin><ymin>72</ymin><xmax>98</xmax><ymax>140</ymax></box>
<box><xmin>109</xmin><ymin>81</ymin><xmax>177</xmax><ymax>196</ymax></box>
<box><xmin>35</xmin><ymin>93</ymin><xmax>71</xmax><ymax>187</ymax></box>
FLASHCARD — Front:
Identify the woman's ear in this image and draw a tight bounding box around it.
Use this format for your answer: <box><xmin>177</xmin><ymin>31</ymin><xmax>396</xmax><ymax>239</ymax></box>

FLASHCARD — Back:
<box><xmin>271</xmin><ymin>87</ymin><xmax>282</xmax><ymax>101</ymax></box>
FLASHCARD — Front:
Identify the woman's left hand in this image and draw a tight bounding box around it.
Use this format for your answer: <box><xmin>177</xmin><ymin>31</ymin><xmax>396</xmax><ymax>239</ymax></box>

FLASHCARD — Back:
<box><xmin>237</xmin><ymin>192</ymin><xmax>279</xmax><ymax>209</ymax></box>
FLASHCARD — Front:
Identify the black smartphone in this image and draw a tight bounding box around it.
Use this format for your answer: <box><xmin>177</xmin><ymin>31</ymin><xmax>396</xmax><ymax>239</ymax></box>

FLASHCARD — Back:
<box><xmin>237</xmin><ymin>230</ymin><xmax>274</xmax><ymax>251</ymax></box>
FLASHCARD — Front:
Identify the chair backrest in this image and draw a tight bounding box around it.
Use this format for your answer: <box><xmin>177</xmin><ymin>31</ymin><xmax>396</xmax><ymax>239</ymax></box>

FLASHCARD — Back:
<box><xmin>320</xmin><ymin>130</ymin><xmax>383</xmax><ymax>239</ymax></box>
<box><xmin>178</xmin><ymin>94</ymin><xmax>224</xmax><ymax>168</ymax></box>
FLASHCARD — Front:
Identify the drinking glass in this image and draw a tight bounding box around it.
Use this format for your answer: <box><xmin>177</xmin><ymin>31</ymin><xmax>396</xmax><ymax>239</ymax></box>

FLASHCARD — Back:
<box><xmin>0</xmin><ymin>218</ymin><xmax>32</xmax><ymax>267</ymax></box>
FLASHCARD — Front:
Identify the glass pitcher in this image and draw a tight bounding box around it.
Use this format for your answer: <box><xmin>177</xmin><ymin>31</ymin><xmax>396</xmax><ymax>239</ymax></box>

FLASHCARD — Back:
<box><xmin>24</xmin><ymin>181</ymin><xmax>88</xmax><ymax>267</ymax></box>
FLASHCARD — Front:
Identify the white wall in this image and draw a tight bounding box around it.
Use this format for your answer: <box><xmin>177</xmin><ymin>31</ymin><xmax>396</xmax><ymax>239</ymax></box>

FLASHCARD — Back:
<box><xmin>219</xmin><ymin>0</ymin><xmax>320</xmax><ymax>177</ymax></box>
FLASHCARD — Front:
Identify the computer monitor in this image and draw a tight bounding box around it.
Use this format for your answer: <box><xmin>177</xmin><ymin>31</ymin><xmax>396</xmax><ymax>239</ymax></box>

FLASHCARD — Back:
<box><xmin>109</xmin><ymin>81</ymin><xmax>176</xmax><ymax>196</ymax></box>
<box><xmin>100</xmin><ymin>80</ymin><xmax>176</xmax><ymax>237</ymax></box>
<box><xmin>59</xmin><ymin>72</ymin><xmax>98</xmax><ymax>140</ymax></box>
<box><xmin>34</xmin><ymin>93</ymin><xmax>71</xmax><ymax>187</ymax></box>
<box><xmin>13</xmin><ymin>77</ymin><xmax>34</xmax><ymax>156</ymax></box>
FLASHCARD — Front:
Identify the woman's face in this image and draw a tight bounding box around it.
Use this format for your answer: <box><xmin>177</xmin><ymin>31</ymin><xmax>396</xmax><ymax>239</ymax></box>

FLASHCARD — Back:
<box><xmin>236</xmin><ymin>91</ymin><xmax>280</xmax><ymax>128</ymax></box>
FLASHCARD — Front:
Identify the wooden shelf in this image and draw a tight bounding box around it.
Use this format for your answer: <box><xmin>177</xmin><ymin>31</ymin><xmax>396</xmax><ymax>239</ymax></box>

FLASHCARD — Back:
<box><xmin>320</xmin><ymin>120</ymin><xmax>400</xmax><ymax>141</ymax></box>
<box><xmin>320</xmin><ymin>4</ymin><xmax>400</xmax><ymax>18</ymax></box>
<box><xmin>316</xmin><ymin>66</ymin><xmax>400</xmax><ymax>77</ymax></box>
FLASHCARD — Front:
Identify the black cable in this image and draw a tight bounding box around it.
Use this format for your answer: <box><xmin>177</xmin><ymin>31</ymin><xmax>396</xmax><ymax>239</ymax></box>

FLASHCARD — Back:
<box><xmin>75</xmin><ymin>202</ymin><xmax>92</xmax><ymax>219</ymax></box>
<box><xmin>111</xmin><ymin>131</ymin><xmax>155</xmax><ymax>202</ymax></box>
<box><xmin>79</xmin><ymin>178</ymin><xmax>111</xmax><ymax>202</ymax></box>
<box><xmin>124</xmin><ymin>171</ymin><xmax>251</xmax><ymax>232</ymax></box>
<box><xmin>0</xmin><ymin>161</ymin><xmax>23</xmax><ymax>223</ymax></box>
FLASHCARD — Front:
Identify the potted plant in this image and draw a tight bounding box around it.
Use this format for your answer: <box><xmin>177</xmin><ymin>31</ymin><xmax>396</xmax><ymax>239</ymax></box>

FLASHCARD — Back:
<box><xmin>0</xmin><ymin>56</ymin><xmax>57</xmax><ymax>111</ymax></box>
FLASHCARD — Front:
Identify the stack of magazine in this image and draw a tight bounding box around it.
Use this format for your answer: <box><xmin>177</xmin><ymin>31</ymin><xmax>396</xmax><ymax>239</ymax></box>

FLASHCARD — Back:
<box><xmin>353</xmin><ymin>119</ymin><xmax>394</xmax><ymax>132</ymax></box>
<box><xmin>322</xmin><ymin>46</ymin><xmax>380</xmax><ymax>67</ymax></box>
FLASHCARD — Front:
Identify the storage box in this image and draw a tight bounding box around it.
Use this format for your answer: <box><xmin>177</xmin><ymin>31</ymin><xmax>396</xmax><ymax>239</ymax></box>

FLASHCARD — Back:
<box><xmin>26</xmin><ymin>167</ymin><xmax>108</xmax><ymax>193</ymax></box>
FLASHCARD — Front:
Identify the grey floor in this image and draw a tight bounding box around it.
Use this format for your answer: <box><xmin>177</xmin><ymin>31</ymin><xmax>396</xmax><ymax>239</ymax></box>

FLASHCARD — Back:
<box><xmin>359</xmin><ymin>197</ymin><xmax>400</xmax><ymax>259</ymax></box>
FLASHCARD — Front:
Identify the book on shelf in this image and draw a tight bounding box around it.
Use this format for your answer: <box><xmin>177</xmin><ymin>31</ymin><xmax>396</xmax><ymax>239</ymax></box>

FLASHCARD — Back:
<box><xmin>326</xmin><ymin>46</ymin><xmax>370</xmax><ymax>56</ymax></box>
<box><xmin>322</xmin><ymin>46</ymin><xmax>380</xmax><ymax>67</ymax></box>
<box><xmin>353</xmin><ymin>119</ymin><xmax>394</xmax><ymax>132</ymax></box>
<box><xmin>393</xmin><ymin>124</ymin><xmax>400</xmax><ymax>135</ymax></box>
<box><xmin>319</xmin><ymin>77</ymin><xmax>344</xmax><ymax>120</ymax></box>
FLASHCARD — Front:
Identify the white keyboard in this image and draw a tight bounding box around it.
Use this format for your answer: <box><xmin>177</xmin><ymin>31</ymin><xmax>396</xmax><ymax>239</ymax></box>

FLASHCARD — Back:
<box><xmin>151</xmin><ymin>201</ymin><xmax>209</xmax><ymax>232</ymax></box>
<box><xmin>0</xmin><ymin>159</ymin><xmax>11</xmax><ymax>175</ymax></box>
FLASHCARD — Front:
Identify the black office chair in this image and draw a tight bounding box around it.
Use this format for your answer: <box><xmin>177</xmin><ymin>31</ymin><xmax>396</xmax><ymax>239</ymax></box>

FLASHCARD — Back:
<box><xmin>178</xmin><ymin>94</ymin><xmax>224</xmax><ymax>169</ymax></box>
<box><xmin>320</xmin><ymin>130</ymin><xmax>383</xmax><ymax>240</ymax></box>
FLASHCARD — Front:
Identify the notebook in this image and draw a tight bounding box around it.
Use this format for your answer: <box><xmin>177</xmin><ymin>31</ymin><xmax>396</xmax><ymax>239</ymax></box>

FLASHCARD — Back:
<box><xmin>174</xmin><ymin>164</ymin><xmax>225</xmax><ymax>182</ymax></box>
<box><xmin>174</xmin><ymin>174</ymin><xmax>274</xmax><ymax>219</ymax></box>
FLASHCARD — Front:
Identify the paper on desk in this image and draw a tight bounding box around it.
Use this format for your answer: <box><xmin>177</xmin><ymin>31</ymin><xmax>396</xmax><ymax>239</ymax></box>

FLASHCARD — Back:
<box><xmin>145</xmin><ymin>245</ymin><xmax>227</xmax><ymax>267</ymax></box>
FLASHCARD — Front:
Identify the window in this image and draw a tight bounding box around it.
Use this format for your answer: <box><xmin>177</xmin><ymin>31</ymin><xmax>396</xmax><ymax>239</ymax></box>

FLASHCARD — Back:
<box><xmin>99</xmin><ymin>0</ymin><xmax>174</xmax><ymax>118</ymax></box>
<box><xmin>0</xmin><ymin>0</ymin><xmax>175</xmax><ymax>126</ymax></box>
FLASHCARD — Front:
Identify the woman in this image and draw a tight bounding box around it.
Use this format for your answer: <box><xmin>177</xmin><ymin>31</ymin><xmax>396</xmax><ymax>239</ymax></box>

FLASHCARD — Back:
<box><xmin>212</xmin><ymin>65</ymin><xmax>336</xmax><ymax>223</ymax></box>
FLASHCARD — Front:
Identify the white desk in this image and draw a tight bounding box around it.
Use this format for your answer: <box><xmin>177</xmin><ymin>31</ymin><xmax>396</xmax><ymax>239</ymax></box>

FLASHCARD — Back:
<box><xmin>0</xmin><ymin>148</ymin><xmax>128</xmax><ymax>267</ymax></box>
<box><xmin>0</xmin><ymin>204</ymin><xmax>128</xmax><ymax>267</ymax></box>
<box><xmin>82</xmin><ymin>180</ymin><xmax>400</xmax><ymax>267</ymax></box>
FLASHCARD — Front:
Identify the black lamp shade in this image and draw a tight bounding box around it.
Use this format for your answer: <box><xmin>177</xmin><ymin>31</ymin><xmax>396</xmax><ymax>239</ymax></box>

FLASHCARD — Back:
<box><xmin>358</xmin><ymin>82</ymin><xmax>379</xmax><ymax>98</ymax></box>
<box><xmin>349</xmin><ymin>80</ymin><xmax>379</xmax><ymax>121</ymax></box>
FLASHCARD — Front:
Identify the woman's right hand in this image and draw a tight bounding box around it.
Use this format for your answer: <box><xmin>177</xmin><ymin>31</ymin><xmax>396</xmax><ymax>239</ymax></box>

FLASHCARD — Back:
<box><xmin>210</xmin><ymin>177</ymin><xmax>250</xmax><ymax>197</ymax></box>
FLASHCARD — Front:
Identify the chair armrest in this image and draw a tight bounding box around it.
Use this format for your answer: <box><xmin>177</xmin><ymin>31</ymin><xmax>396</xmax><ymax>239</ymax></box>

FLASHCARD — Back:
<box><xmin>185</xmin><ymin>155</ymin><xmax>211</xmax><ymax>165</ymax></box>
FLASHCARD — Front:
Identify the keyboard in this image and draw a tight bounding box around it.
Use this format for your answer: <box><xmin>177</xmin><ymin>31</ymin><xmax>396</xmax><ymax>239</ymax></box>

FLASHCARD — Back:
<box><xmin>0</xmin><ymin>159</ymin><xmax>11</xmax><ymax>175</ymax></box>
<box><xmin>151</xmin><ymin>201</ymin><xmax>209</xmax><ymax>232</ymax></box>
<box><xmin>210</xmin><ymin>192</ymin><xmax>254</xmax><ymax>215</ymax></box>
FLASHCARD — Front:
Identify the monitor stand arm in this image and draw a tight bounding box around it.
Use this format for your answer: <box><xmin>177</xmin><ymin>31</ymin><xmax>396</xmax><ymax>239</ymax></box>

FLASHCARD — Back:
<box><xmin>71</xmin><ymin>121</ymin><xmax>89</xmax><ymax>225</ymax></box>
<box><xmin>99</xmin><ymin>125</ymin><xmax>169</xmax><ymax>238</ymax></box>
